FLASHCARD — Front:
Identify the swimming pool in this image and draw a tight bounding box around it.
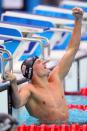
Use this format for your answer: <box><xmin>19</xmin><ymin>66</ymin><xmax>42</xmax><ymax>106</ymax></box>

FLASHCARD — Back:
<box><xmin>13</xmin><ymin>95</ymin><xmax>87</xmax><ymax>126</ymax></box>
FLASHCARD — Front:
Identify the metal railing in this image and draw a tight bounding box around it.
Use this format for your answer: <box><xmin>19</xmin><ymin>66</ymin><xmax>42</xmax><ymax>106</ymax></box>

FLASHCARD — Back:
<box><xmin>0</xmin><ymin>48</ymin><xmax>13</xmax><ymax>79</ymax></box>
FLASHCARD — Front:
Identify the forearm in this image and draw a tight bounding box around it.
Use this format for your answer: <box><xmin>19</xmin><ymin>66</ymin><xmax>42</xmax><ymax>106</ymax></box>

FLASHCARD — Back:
<box><xmin>10</xmin><ymin>79</ymin><xmax>21</xmax><ymax>108</ymax></box>
<box><xmin>67</xmin><ymin>18</ymin><xmax>82</xmax><ymax>52</ymax></box>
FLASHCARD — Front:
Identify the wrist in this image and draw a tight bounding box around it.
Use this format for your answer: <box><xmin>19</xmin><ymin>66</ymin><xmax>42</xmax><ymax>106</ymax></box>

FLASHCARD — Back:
<box><xmin>75</xmin><ymin>18</ymin><xmax>82</xmax><ymax>25</ymax></box>
<box><xmin>75</xmin><ymin>16</ymin><xmax>83</xmax><ymax>21</ymax></box>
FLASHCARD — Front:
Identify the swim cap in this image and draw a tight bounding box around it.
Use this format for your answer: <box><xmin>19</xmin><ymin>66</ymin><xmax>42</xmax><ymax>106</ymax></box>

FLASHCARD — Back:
<box><xmin>0</xmin><ymin>113</ymin><xmax>18</xmax><ymax>131</ymax></box>
<box><xmin>21</xmin><ymin>56</ymin><xmax>39</xmax><ymax>80</ymax></box>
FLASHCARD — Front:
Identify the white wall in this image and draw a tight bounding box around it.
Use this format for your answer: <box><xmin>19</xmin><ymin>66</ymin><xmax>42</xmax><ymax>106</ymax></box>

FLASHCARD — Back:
<box><xmin>65</xmin><ymin>57</ymin><xmax>87</xmax><ymax>91</ymax></box>
<box><xmin>0</xmin><ymin>90</ymin><xmax>8</xmax><ymax>113</ymax></box>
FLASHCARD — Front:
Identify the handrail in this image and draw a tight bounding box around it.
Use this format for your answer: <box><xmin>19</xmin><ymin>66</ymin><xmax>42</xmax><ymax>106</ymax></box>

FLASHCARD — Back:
<box><xmin>0</xmin><ymin>48</ymin><xmax>13</xmax><ymax>79</ymax></box>
<box><xmin>0</xmin><ymin>77</ymin><xmax>27</xmax><ymax>92</ymax></box>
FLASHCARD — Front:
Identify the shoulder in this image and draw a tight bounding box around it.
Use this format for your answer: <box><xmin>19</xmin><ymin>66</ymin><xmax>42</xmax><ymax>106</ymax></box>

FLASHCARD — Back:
<box><xmin>20</xmin><ymin>83</ymin><xmax>34</xmax><ymax>92</ymax></box>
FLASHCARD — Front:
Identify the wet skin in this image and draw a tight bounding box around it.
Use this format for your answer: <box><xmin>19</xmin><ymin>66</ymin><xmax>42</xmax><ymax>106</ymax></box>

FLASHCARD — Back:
<box><xmin>25</xmin><ymin>80</ymin><xmax>69</xmax><ymax>122</ymax></box>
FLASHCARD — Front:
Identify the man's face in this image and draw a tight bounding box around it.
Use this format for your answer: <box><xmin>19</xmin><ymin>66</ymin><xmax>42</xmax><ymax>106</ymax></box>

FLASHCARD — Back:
<box><xmin>33</xmin><ymin>59</ymin><xmax>50</xmax><ymax>77</ymax></box>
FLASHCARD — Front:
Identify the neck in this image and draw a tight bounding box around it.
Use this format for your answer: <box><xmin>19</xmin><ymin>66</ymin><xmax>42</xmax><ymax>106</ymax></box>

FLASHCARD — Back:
<box><xmin>32</xmin><ymin>75</ymin><xmax>49</xmax><ymax>88</ymax></box>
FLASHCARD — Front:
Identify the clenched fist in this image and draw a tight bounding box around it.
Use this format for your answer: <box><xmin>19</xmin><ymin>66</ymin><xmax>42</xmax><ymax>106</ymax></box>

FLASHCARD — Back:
<box><xmin>72</xmin><ymin>7</ymin><xmax>83</xmax><ymax>20</ymax></box>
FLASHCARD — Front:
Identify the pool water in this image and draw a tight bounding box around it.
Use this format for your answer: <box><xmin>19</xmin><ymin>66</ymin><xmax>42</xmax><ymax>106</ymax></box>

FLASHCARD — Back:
<box><xmin>66</xmin><ymin>95</ymin><xmax>87</xmax><ymax>123</ymax></box>
<box><xmin>13</xmin><ymin>95</ymin><xmax>87</xmax><ymax>125</ymax></box>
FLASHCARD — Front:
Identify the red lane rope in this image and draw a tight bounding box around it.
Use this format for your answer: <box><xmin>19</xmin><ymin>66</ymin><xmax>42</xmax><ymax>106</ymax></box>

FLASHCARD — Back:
<box><xmin>65</xmin><ymin>91</ymin><xmax>81</xmax><ymax>95</ymax></box>
<box><xmin>17</xmin><ymin>124</ymin><xmax>87</xmax><ymax>131</ymax></box>
<box><xmin>64</xmin><ymin>87</ymin><xmax>87</xmax><ymax>96</ymax></box>
<box><xmin>68</xmin><ymin>104</ymin><xmax>87</xmax><ymax>111</ymax></box>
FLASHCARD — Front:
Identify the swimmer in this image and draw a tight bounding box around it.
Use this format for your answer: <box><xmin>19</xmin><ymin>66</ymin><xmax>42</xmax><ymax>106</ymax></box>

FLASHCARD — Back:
<box><xmin>3</xmin><ymin>7</ymin><xmax>83</xmax><ymax>123</ymax></box>
<box><xmin>0</xmin><ymin>113</ymin><xmax>18</xmax><ymax>131</ymax></box>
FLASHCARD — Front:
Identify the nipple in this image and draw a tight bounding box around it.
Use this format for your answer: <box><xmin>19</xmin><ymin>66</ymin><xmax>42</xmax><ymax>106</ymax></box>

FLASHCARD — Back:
<box><xmin>42</xmin><ymin>101</ymin><xmax>46</xmax><ymax>105</ymax></box>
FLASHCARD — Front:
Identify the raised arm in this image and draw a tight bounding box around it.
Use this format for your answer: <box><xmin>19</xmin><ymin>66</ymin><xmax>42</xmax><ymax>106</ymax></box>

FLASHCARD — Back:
<box><xmin>4</xmin><ymin>72</ymin><xmax>31</xmax><ymax>108</ymax></box>
<box><xmin>50</xmin><ymin>7</ymin><xmax>83</xmax><ymax>81</ymax></box>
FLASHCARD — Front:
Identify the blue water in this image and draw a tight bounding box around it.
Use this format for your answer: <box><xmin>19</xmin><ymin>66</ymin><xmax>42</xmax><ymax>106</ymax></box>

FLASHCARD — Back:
<box><xmin>66</xmin><ymin>95</ymin><xmax>87</xmax><ymax>123</ymax></box>
<box><xmin>13</xmin><ymin>95</ymin><xmax>87</xmax><ymax>125</ymax></box>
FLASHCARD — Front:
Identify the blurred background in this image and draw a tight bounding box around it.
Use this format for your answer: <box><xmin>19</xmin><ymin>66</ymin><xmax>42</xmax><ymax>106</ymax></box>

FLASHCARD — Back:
<box><xmin>1</xmin><ymin>0</ymin><xmax>87</xmax><ymax>16</ymax></box>
<box><xmin>0</xmin><ymin>0</ymin><xmax>69</xmax><ymax>17</ymax></box>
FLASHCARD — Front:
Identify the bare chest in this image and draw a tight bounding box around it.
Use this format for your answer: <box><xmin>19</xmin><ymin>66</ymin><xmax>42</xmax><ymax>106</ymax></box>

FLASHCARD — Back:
<box><xmin>25</xmin><ymin>83</ymin><xmax>68</xmax><ymax>121</ymax></box>
<box><xmin>26</xmin><ymin>85</ymin><xmax>69</xmax><ymax>121</ymax></box>
<box><xmin>28</xmin><ymin>84</ymin><xmax>65</xmax><ymax>108</ymax></box>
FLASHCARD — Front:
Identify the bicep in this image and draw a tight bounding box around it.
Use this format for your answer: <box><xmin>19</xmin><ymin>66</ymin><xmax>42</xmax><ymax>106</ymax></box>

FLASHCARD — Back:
<box><xmin>57</xmin><ymin>49</ymin><xmax>75</xmax><ymax>80</ymax></box>
<box><xmin>19</xmin><ymin>84</ymin><xmax>31</xmax><ymax>107</ymax></box>
<box><xmin>49</xmin><ymin>49</ymin><xmax>75</xmax><ymax>81</ymax></box>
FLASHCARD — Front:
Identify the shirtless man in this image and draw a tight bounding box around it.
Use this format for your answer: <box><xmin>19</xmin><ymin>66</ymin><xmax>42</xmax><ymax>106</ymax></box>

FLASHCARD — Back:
<box><xmin>4</xmin><ymin>7</ymin><xmax>83</xmax><ymax>123</ymax></box>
